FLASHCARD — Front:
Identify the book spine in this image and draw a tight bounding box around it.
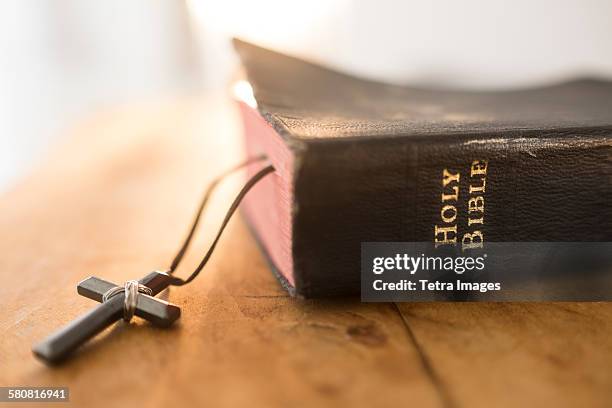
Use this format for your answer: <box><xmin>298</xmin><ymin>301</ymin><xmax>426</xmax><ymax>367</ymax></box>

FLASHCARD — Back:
<box><xmin>291</xmin><ymin>131</ymin><xmax>612</xmax><ymax>297</ymax></box>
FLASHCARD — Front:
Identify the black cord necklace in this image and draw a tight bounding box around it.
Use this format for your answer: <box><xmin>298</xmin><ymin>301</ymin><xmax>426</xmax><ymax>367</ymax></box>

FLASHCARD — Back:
<box><xmin>33</xmin><ymin>156</ymin><xmax>274</xmax><ymax>364</ymax></box>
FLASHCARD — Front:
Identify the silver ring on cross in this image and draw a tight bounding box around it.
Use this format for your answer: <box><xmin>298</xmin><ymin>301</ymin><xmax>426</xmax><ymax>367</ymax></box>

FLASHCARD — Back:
<box><xmin>102</xmin><ymin>280</ymin><xmax>153</xmax><ymax>322</ymax></box>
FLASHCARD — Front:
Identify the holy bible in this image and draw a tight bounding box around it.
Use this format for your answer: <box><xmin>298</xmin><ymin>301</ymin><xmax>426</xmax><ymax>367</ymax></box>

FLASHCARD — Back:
<box><xmin>234</xmin><ymin>40</ymin><xmax>612</xmax><ymax>298</ymax></box>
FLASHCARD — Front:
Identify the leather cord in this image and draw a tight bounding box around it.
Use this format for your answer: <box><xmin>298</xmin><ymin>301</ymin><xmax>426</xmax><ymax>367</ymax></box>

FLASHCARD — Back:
<box><xmin>166</xmin><ymin>156</ymin><xmax>274</xmax><ymax>286</ymax></box>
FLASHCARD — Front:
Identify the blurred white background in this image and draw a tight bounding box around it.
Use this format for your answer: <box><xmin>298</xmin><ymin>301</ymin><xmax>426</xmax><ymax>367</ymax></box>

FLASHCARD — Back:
<box><xmin>1</xmin><ymin>0</ymin><xmax>611</xmax><ymax>191</ymax></box>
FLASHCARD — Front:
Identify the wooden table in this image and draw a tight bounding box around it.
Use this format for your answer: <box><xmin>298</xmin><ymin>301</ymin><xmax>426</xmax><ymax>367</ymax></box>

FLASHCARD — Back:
<box><xmin>0</xmin><ymin>96</ymin><xmax>610</xmax><ymax>408</ymax></box>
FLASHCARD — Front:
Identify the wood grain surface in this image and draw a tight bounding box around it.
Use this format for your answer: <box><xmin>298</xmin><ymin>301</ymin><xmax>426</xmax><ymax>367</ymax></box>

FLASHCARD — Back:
<box><xmin>0</xmin><ymin>96</ymin><xmax>610</xmax><ymax>408</ymax></box>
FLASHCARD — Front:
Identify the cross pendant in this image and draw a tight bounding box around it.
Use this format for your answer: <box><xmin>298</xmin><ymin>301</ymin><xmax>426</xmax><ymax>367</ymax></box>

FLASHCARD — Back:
<box><xmin>33</xmin><ymin>271</ymin><xmax>181</xmax><ymax>364</ymax></box>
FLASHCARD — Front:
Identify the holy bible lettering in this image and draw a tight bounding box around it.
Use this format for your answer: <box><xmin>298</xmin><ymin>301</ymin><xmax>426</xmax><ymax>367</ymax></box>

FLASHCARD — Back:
<box><xmin>434</xmin><ymin>160</ymin><xmax>488</xmax><ymax>250</ymax></box>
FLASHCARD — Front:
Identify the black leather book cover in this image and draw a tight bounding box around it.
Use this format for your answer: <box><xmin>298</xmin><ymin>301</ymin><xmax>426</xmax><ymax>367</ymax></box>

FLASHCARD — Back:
<box><xmin>234</xmin><ymin>39</ymin><xmax>612</xmax><ymax>298</ymax></box>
